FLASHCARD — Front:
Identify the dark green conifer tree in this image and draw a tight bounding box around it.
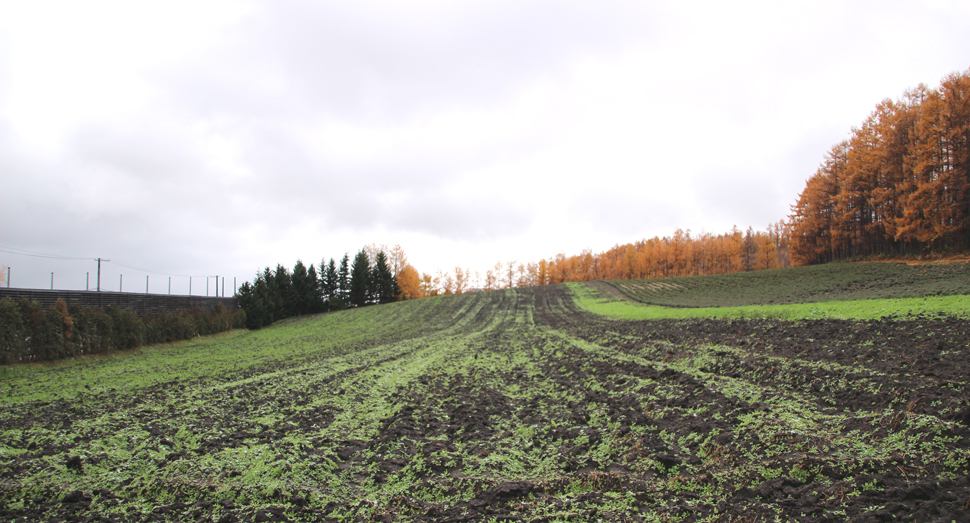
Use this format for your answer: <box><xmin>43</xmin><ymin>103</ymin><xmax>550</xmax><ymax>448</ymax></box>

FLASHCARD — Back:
<box><xmin>291</xmin><ymin>260</ymin><xmax>309</xmax><ymax>316</ymax></box>
<box><xmin>236</xmin><ymin>280</ymin><xmax>255</xmax><ymax>326</ymax></box>
<box><xmin>290</xmin><ymin>260</ymin><xmax>318</xmax><ymax>316</ymax></box>
<box><xmin>322</xmin><ymin>257</ymin><xmax>341</xmax><ymax>310</ymax></box>
<box><xmin>261</xmin><ymin>267</ymin><xmax>281</xmax><ymax>324</ymax></box>
<box><xmin>371</xmin><ymin>251</ymin><xmax>397</xmax><ymax>304</ymax></box>
<box><xmin>238</xmin><ymin>270</ymin><xmax>272</xmax><ymax>329</ymax></box>
<box><xmin>338</xmin><ymin>254</ymin><xmax>351</xmax><ymax>306</ymax></box>
<box><xmin>274</xmin><ymin>264</ymin><xmax>293</xmax><ymax>319</ymax></box>
<box><xmin>349</xmin><ymin>250</ymin><xmax>371</xmax><ymax>307</ymax></box>
<box><xmin>306</xmin><ymin>264</ymin><xmax>322</xmax><ymax>313</ymax></box>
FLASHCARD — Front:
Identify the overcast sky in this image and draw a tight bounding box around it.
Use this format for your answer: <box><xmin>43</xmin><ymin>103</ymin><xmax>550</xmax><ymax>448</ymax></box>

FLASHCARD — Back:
<box><xmin>2</xmin><ymin>0</ymin><xmax>969</xmax><ymax>294</ymax></box>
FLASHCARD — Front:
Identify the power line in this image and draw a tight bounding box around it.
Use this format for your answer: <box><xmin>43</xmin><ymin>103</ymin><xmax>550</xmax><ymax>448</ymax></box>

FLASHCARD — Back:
<box><xmin>110</xmin><ymin>260</ymin><xmax>211</xmax><ymax>278</ymax></box>
<box><xmin>0</xmin><ymin>246</ymin><xmax>91</xmax><ymax>260</ymax></box>
<box><xmin>0</xmin><ymin>245</ymin><xmax>215</xmax><ymax>279</ymax></box>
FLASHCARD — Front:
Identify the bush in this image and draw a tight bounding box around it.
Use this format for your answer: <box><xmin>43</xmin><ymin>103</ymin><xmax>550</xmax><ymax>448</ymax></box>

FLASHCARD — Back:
<box><xmin>71</xmin><ymin>306</ymin><xmax>113</xmax><ymax>355</ymax></box>
<box><xmin>144</xmin><ymin>311</ymin><xmax>187</xmax><ymax>345</ymax></box>
<box><xmin>0</xmin><ymin>299</ymin><xmax>28</xmax><ymax>364</ymax></box>
<box><xmin>41</xmin><ymin>300</ymin><xmax>74</xmax><ymax>360</ymax></box>
<box><xmin>191</xmin><ymin>306</ymin><xmax>218</xmax><ymax>336</ymax></box>
<box><xmin>108</xmin><ymin>306</ymin><xmax>143</xmax><ymax>350</ymax></box>
<box><xmin>232</xmin><ymin>308</ymin><xmax>247</xmax><ymax>329</ymax></box>
<box><xmin>17</xmin><ymin>298</ymin><xmax>45</xmax><ymax>361</ymax></box>
<box><xmin>0</xmin><ymin>298</ymin><xmax>243</xmax><ymax>365</ymax></box>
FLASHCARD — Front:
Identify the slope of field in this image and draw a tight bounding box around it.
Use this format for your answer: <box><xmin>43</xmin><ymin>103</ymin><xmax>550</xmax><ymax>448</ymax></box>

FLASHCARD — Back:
<box><xmin>1</xmin><ymin>286</ymin><xmax>969</xmax><ymax>522</ymax></box>
<box><xmin>604</xmin><ymin>261</ymin><xmax>970</xmax><ymax>308</ymax></box>
<box><xmin>575</xmin><ymin>282</ymin><xmax>970</xmax><ymax>321</ymax></box>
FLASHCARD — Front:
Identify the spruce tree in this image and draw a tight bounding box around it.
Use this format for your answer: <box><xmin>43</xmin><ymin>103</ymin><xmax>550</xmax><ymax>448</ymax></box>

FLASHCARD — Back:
<box><xmin>338</xmin><ymin>254</ymin><xmax>351</xmax><ymax>307</ymax></box>
<box><xmin>349</xmin><ymin>250</ymin><xmax>371</xmax><ymax>307</ymax></box>
<box><xmin>322</xmin><ymin>258</ymin><xmax>341</xmax><ymax>310</ymax></box>
<box><xmin>306</xmin><ymin>264</ymin><xmax>321</xmax><ymax>313</ymax></box>
<box><xmin>236</xmin><ymin>280</ymin><xmax>258</xmax><ymax>329</ymax></box>
<box><xmin>291</xmin><ymin>260</ymin><xmax>310</xmax><ymax>316</ymax></box>
<box><xmin>274</xmin><ymin>264</ymin><xmax>293</xmax><ymax>319</ymax></box>
<box><xmin>262</xmin><ymin>267</ymin><xmax>280</xmax><ymax>324</ymax></box>
<box><xmin>372</xmin><ymin>251</ymin><xmax>396</xmax><ymax>304</ymax></box>
<box><xmin>238</xmin><ymin>270</ymin><xmax>272</xmax><ymax>329</ymax></box>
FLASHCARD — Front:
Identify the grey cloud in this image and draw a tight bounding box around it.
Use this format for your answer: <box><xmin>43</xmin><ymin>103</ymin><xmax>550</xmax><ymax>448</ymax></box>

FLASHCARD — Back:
<box><xmin>161</xmin><ymin>0</ymin><xmax>655</xmax><ymax>122</ymax></box>
<box><xmin>377</xmin><ymin>193</ymin><xmax>533</xmax><ymax>242</ymax></box>
<box><xmin>127</xmin><ymin>0</ymin><xmax>658</xmax><ymax>249</ymax></box>
<box><xmin>71</xmin><ymin>121</ymin><xmax>204</xmax><ymax>182</ymax></box>
<box><xmin>2</xmin><ymin>113</ymin><xmax>249</xmax><ymax>282</ymax></box>
<box><xmin>227</xmin><ymin>121</ymin><xmax>524</xmax><ymax>234</ymax></box>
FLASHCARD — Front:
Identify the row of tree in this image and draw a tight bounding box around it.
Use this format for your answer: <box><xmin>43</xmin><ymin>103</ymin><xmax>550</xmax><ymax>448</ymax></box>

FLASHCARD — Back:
<box><xmin>472</xmin><ymin>225</ymin><xmax>788</xmax><ymax>289</ymax></box>
<box><xmin>0</xmin><ymin>298</ymin><xmax>245</xmax><ymax>364</ymax></box>
<box><xmin>790</xmin><ymin>69</ymin><xmax>970</xmax><ymax>264</ymax></box>
<box><xmin>235</xmin><ymin>226</ymin><xmax>793</xmax><ymax>327</ymax></box>
<box><xmin>236</xmin><ymin>247</ymin><xmax>401</xmax><ymax>329</ymax></box>
<box><xmin>387</xmin><ymin>225</ymin><xmax>790</xmax><ymax>299</ymax></box>
<box><xmin>542</xmin><ymin>225</ymin><xmax>790</xmax><ymax>283</ymax></box>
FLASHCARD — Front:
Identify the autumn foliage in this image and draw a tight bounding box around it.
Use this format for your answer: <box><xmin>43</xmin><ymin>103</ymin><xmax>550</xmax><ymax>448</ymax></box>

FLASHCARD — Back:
<box><xmin>789</xmin><ymin>69</ymin><xmax>970</xmax><ymax>264</ymax></box>
<box><xmin>520</xmin><ymin>225</ymin><xmax>790</xmax><ymax>286</ymax></box>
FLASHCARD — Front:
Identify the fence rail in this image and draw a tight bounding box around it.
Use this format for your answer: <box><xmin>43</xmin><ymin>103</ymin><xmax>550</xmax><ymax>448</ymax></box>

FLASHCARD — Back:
<box><xmin>0</xmin><ymin>288</ymin><xmax>238</xmax><ymax>316</ymax></box>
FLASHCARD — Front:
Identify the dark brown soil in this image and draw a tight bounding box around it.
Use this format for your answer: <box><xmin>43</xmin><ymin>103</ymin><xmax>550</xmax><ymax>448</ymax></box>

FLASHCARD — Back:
<box><xmin>531</xmin><ymin>285</ymin><xmax>970</xmax><ymax>522</ymax></box>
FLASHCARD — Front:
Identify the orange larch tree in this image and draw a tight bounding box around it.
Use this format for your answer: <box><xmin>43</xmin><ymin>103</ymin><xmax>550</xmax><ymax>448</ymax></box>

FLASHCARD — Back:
<box><xmin>396</xmin><ymin>264</ymin><xmax>422</xmax><ymax>300</ymax></box>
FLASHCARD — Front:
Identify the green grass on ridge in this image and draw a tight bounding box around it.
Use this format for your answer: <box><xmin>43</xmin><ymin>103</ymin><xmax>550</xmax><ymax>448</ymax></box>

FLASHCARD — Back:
<box><xmin>570</xmin><ymin>282</ymin><xmax>970</xmax><ymax>321</ymax></box>
<box><xmin>603</xmin><ymin>261</ymin><xmax>970</xmax><ymax>308</ymax></box>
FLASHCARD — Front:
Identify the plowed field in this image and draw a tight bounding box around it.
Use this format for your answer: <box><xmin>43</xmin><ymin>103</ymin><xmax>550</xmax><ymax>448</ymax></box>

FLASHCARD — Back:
<box><xmin>1</xmin><ymin>285</ymin><xmax>969</xmax><ymax>522</ymax></box>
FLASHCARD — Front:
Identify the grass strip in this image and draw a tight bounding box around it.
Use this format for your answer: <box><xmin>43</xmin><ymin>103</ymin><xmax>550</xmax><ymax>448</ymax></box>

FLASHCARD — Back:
<box><xmin>569</xmin><ymin>282</ymin><xmax>970</xmax><ymax>320</ymax></box>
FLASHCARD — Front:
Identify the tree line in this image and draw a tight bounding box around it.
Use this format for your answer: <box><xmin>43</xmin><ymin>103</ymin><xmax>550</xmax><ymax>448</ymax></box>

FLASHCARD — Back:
<box><xmin>0</xmin><ymin>298</ymin><xmax>245</xmax><ymax>364</ymax></box>
<box><xmin>237</xmin><ymin>226</ymin><xmax>790</xmax><ymax>319</ymax></box>
<box><xmin>235</xmin><ymin>228</ymin><xmax>793</xmax><ymax>328</ymax></box>
<box><xmin>462</xmin><ymin>225</ymin><xmax>790</xmax><ymax>290</ymax></box>
<box><xmin>789</xmin><ymin>69</ymin><xmax>970</xmax><ymax>265</ymax></box>
<box><xmin>539</xmin><ymin>225</ymin><xmax>790</xmax><ymax>283</ymax></box>
<box><xmin>236</xmin><ymin>246</ymin><xmax>402</xmax><ymax>329</ymax></box>
<box><xmin>357</xmin><ymin>225</ymin><xmax>789</xmax><ymax>301</ymax></box>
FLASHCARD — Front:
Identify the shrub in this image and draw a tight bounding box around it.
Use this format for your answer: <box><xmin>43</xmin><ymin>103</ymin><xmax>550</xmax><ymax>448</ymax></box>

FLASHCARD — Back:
<box><xmin>232</xmin><ymin>308</ymin><xmax>247</xmax><ymax>329</ymax></box>
<box><xmin>1</xmin><ymin>298</ymin><xmax>241</xmax><ymax>365</ymax></box>
<box><xmin>108</xmin><ymin>306</ymin><xmax>143</xmax><ymax>350</ymax></box>
<box><xmin>0</xmin><ymin>298</ymin><xmax>28</xmax><ymax>364</ymax></box>
<box><xmin>41</xmin><ymin>300</ymin><xmax>75</xmax><ymax>360</ymax></box>
<box><xmin>71</xmin><ymin>306</ymin><xmax>113</xmax><ymax>355</ymax></box>
<box><xmin>17</xmin><ymin>298</ymin><xmax>45</xmax><ymax>361</ymax></box>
